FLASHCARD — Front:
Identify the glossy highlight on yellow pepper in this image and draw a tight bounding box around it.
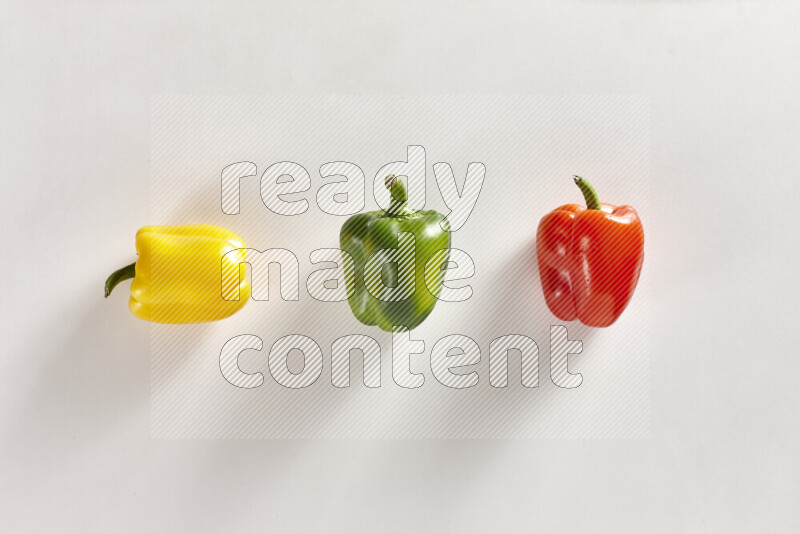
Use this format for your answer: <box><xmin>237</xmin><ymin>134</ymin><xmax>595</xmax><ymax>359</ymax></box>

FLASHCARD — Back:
<box><xmin>105</xmin><ymin>225</ymin><xmax>251</xmax><ymax>324</ymax></box>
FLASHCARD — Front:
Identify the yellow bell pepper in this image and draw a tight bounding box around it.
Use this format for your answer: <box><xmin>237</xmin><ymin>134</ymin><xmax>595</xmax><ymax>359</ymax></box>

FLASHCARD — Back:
<box><xmin>105</xmin><ymin>225</ymin><xmax>251</xmax><ymax>324</ymax></box>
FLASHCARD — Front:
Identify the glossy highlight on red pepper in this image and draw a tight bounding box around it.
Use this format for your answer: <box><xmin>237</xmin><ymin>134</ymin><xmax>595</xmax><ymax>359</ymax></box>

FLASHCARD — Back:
<box><xmin>536</xmin><ymin>176</ymin><xmax>644</xmax><ymax>327</ymax></box>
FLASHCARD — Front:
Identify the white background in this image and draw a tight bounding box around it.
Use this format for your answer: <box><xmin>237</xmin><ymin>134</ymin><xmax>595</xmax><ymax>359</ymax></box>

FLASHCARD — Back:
<box><xmin>1</xmin><ymin>1</ymin><xmax>799</xmax><ymax>532</ymax></box>
<box><xmin>148</xmin><ymin>95</ymin><xmax>651</xmax><ymax>439</ymax></box>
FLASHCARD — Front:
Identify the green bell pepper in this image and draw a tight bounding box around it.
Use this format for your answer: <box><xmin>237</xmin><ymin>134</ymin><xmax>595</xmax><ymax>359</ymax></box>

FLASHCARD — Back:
<box><xmin>340</xmin><ymin>175</ymin><xmax>451</xmax><ymax>331</ymax></box>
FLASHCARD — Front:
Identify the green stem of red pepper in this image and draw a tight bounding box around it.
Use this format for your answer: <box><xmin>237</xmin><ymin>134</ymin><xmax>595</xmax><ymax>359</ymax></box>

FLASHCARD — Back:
<box><xmin>573</xmin><ymin>175</ymin><xmax>601</xmax><ymax>210</ymax></box>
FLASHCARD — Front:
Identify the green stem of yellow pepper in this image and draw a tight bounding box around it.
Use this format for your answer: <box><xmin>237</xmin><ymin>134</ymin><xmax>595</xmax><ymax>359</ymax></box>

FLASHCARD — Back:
<box><xmin>105</xmin><ymin>262</ymin><xmax>136</xmax><ymax>298</ymax></box>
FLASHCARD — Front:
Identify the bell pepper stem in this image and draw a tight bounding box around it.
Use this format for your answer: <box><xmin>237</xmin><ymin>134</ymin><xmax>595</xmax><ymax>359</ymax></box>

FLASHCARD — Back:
<box><xmin>385</xmin><ymin>174</ymin><xmax>411</xmax><ymax>216</ymax></box>
<box><xmin>105</xmin><ymin>262</ymin><xmax>136</xmax><ymax>298</ymax></box>
<box><xmin>573</xmin><ymin>175</ymin><xmax>601</xmax><ymax>210</ymax></box>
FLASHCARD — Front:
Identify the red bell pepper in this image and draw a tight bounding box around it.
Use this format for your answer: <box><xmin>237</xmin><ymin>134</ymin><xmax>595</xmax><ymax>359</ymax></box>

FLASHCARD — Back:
<box><xmin>536</xmin><ymin>176</ymin><xmax>644</xmax><ymax>327</ymax></box>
